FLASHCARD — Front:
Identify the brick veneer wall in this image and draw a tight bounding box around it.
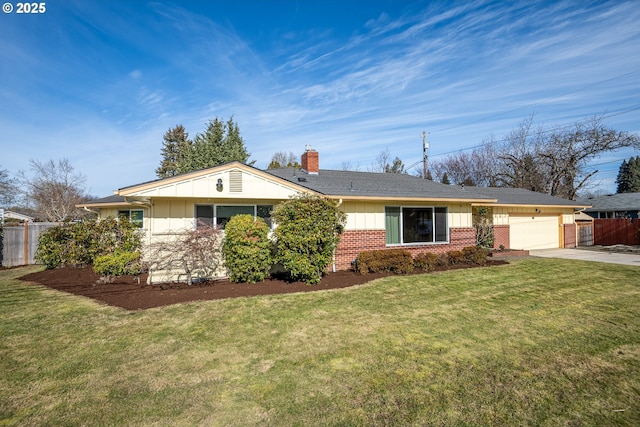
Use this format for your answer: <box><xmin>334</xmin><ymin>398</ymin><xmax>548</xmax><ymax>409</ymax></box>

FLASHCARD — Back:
<box><xmin>563</xmin><ymin>223</ymin><xmax>576</xmax><ymax>248</ymax></box>
<box><xmin>493</xmin><ymin>224</ymin><xmax>510</xmax><ymax>249</ymax></box>
<box><xmin>333</xmin><ymin>228</ymin><xmax>477</xmax><ymax>271</ymax></box>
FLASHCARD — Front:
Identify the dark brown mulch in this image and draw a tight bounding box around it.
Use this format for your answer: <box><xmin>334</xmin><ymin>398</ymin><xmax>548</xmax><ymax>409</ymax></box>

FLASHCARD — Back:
<box><xmin>18</xmin><ymin>261</ymin><xmax>507</xmax><ymax>311</ymax></box>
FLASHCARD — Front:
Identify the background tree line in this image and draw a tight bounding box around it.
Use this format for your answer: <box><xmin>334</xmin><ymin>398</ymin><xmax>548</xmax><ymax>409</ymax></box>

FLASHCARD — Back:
<box><xmin>156</xmin><ymin>117</ymin><xmax>251</xmax><ymax>178</ymax></box>
<box><xmin>2</xmin><ymin>114</ymin><xmax>639</xmax><ymax>223</ymax></box>
<box><xmin>426</xmin><ymin>115</ymin><xmax>640</xmax><ymax>200</ymax></box>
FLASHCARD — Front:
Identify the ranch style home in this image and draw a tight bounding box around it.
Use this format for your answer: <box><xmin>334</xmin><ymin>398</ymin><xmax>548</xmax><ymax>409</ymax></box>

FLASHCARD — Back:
<box><xmin>79</xmin><ymin>149</ymin><xmax>589</xmax><ymax>283</ymax></box>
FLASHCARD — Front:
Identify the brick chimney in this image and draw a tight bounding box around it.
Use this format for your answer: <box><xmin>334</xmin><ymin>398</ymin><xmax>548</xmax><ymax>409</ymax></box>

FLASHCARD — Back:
<box><xmin>301</xmin><ymin>146</ymin><xmax>319</xmax><ymax>174</ymax></box>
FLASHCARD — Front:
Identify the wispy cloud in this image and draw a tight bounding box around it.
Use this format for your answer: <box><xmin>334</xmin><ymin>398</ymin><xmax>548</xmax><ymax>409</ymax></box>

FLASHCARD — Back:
<box><xmin>0</xmin><ymin>1</ymin><xmax>638</xmax><ymax>196</ymax></box>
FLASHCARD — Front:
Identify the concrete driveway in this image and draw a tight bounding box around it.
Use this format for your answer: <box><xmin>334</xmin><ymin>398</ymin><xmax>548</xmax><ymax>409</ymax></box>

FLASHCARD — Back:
<box><xmin>530</xmin><ymin>248</ymin><xmax>640</xmax><ymax>266</ymax></box>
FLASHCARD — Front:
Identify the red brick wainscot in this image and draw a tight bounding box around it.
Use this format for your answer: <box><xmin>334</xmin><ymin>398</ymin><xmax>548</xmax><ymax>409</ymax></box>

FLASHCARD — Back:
<box><xmin>493</xmin><ymin>224</ymin><xmax>510</xmax><ymax>249</ymax></box>
<box><xmin>333</xmin><ymin>228</ymin><xmax>477</xmax><ymax>271</ymax></box>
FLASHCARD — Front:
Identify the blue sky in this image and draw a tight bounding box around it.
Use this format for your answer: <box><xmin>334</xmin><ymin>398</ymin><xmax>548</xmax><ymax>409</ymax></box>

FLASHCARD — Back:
<box><xmin>1</xmin><ymin>0</ymin><xmax>639</xmax><ymax>197</ymax></box>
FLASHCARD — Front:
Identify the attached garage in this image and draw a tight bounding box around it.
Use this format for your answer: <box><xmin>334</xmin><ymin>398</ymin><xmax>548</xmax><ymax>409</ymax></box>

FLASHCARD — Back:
<box><xmin>509</xmin><ymin>215</ymin><xmax>560</xmax><ymax>250</ymax></box>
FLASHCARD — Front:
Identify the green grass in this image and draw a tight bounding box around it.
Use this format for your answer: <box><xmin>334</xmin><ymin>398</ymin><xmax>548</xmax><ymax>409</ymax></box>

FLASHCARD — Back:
<box><xmin>1</xmin><ymin>259</ymin><xmax>639</xmax><ymax>426</ymax></box>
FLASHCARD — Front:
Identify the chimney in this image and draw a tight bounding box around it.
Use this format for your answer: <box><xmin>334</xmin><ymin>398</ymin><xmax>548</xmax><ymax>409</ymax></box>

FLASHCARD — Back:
<box><xmin>301</xmin><ymin>146</ymin><xmax>319</xmax><ymax>175</ymax></box>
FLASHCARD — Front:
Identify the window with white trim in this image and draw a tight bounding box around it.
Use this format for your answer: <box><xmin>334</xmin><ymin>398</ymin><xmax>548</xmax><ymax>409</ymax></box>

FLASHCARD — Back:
<box><xmin>195</xmin><ymin>205</ymin><xmax>273</xmax><ymax>229</ymax></box>
<box><xmin>385</xmin><ymin>206</ymin><xmax>448</xmax><ymax>244</ymax></box>
<box><xmin>118</xmin><ymin>209</ymin><xmax>144</xmax><ymax>228</ymax></box>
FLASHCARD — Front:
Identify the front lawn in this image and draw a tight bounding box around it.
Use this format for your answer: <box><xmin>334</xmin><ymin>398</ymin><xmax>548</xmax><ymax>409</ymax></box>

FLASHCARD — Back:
<box><xmin>1</xmin><ymin>259</ymin><xmax>639</xmax><ymax>426</ymax></box>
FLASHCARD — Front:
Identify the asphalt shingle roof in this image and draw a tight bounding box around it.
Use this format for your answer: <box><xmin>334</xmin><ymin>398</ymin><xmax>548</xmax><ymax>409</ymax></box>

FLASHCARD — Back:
<box><xmin>578</xmin><ymin>192</ymin><xmax>640</xmax><ymax>212</ymax></box>
<box><xmin>465</xmin><ymin>186</ymin><xmax>588</xmax><ymax>207</ymax></box>
<box><xmin>266</xmin><ymin>168</ymin><xmax>494</xmax><ymax>200</ymax></box>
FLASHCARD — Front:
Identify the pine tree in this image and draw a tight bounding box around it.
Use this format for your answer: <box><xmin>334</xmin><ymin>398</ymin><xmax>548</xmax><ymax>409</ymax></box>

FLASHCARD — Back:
<box><xmin>177</xmin><ymin>117</ymin><xmax>252</xmax><ymax>174</ymax></box>
<box><xmin>616</xmin><ymin>156</ymin><xmax>640</xmax><ymax>193</ymax></box>
<box><xmin>156</xmin><ymin>125</ymin><xmax>191</xmax><ymax>178</ymax></box>
<box><xmin>425</xmin><ymin>169</ymin><xmax>433</xmax><ymax>181</ymax></box>
<box><xmin>441</xmin><ymin>172</ymin><xmax>451</xmax><ymax>185</ymax></box>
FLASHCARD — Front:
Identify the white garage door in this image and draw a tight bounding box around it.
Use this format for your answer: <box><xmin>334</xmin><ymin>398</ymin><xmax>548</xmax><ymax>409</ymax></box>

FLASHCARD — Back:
<box><xmin>509</xmin><ymin>215</ymin><xmax>560</xmax><ymax>250</ymax></box>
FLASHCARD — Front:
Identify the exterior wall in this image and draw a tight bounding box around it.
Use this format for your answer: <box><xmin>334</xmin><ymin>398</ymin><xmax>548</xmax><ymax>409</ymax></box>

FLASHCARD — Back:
<box><xmin>334</xmin><ymin>227</ymin><xmax>477</xmax><ymax>271</ymax></box>
<box><xmin>129</xmin><ymin>168</ymin><xmax>300</xmax><ymax>200</ymax></box>
<box><xmin>493</xmin><ymin>224</ymin><xmax>510</xmax><ymax>249</ymax></box>
<box><xmin>563</xmin><ymin>223</ymin><xmax>576</xmax><ymax>248</ymax></box>
<box><xmin>341</xmin><ymin>201</ymin><xmax>472</xmax><ymax>231</ymax></box>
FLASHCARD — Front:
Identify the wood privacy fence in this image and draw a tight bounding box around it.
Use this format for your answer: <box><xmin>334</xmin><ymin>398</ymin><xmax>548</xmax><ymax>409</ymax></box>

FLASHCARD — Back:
<box><xmin>593</xmin><ymin>218</ymin><xmax>640</xmax><ymax>246</ymax></box>
<box><xmin>1</xmin><ymin>222</ymin><xmax>58</xmax><ymax>267</ymax></box>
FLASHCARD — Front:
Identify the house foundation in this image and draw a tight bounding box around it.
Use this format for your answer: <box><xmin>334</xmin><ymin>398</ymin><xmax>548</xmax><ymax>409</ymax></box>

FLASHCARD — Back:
<box><xmin>334</xmin><ymin>227</ymin><xmax>477</xmax><ymax>271</ymax></box>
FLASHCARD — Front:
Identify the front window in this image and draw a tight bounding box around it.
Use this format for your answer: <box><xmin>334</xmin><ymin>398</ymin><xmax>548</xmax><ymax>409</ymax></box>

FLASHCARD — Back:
<box><xmin>118</xmin><ymin>209</ymin><xmax>144</xmax><ymax>228</ymax></box>
<box><xmin>385</xmin><ymin>206</ymin><xmax>448</xmax><ymax>244</ymax></box>
<box><xmin>195</xmin><ymin>204</ymin><xmax>273</xmax><ymax>229</ymax></box>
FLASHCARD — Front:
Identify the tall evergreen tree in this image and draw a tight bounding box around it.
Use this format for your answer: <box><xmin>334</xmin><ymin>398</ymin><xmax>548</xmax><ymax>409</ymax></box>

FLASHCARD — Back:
<box><xmin>178</xmin><ymin>117</ymin><xmax>252</xmax><ymax>173</ymax></box>
<box><xmin>441</xmin><ymin>172</ymin><xmax>451</xmax><ymax>185</ymax></box>
<box><xmin>616</xmin><ymin>156</ymin><xmax>640</xmax><ymax>193</ymax></box>
<box><xmin>156</xmin><ymin>125</ymin><xmax>191</xmax><ymax>178</ymax></box>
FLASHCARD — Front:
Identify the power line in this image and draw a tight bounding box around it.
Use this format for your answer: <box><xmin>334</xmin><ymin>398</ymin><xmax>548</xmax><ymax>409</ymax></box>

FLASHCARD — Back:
<box><xmin>427</xmin><ymin>104</ymin><xmax>640</xmax><ymax>158</ymax></box>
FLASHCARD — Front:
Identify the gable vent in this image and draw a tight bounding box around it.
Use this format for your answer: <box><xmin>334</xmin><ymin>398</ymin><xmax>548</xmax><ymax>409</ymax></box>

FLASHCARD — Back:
<box><xmin>229</xmin><ymin>171</ymin><xmax>242</xmax><ymax>192</ymax></box>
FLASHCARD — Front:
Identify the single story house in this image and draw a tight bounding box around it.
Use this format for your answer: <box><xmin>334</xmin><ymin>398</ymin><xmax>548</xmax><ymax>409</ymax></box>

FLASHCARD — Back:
<box><xmin>578</xmin><ymin>193</ymin><xmax>640</xmax><ymax>219</ymax></box>
<box><xmin>79</xmin><ymin>148</ymin><xmax>589</xmax><ymax>283</ymax></box>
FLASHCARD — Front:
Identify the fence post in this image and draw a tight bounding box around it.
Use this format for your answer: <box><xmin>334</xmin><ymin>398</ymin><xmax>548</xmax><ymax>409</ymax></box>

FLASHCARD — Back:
<box><xmin>23</xmin><ymin>222</ymin><xmax>29</xmax><ymax>266</ymax></box>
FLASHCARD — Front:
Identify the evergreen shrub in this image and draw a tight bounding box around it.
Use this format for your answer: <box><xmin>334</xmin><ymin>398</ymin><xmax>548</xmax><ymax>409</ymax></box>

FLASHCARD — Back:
<box><xmin>93</xmin><ymin>250</ymin><xmax>142</xmax><ymax>283</ymax></box>
<box><xmin>272</xmin><ymin>194</ymin><xmax>346</xmax><ymax>284</ymax></box>
<box><xmin>413</xmin><ymin>252</ymin><xmax>439</xmax><ymax>271</ymax></box>
<box><xmin>35</xmin><ymin>217</ymin><xmax>142</xmax><ymax>269</ymax></box>
<box><xmin>222</xmin><ymin>215</ymin><xmax>272</xmax><ymax>283</ymax></box>
<box><xmin>355</xmin><ymin>249</ymin><xmax>414</xmax><ymax>274</ymax></box>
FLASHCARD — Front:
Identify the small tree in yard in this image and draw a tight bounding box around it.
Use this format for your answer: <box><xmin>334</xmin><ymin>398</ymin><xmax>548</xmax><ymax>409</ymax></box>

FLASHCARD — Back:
<box><xmin>222</xmin><ymin>215</ymin><xmax>272</xmax><ymax>283</ymax></box>
<box><xmin>272</xmin><ymin>193</ymin><xmax>346</xmax><ymax>284</ymax></box>
<box><xmin>147</xmin><ymin>226</ymin><xmax>223</xmax><ymax>285</ymax></box>
<box><xmin>473</xmin><ymin>207</ymin><xmax>494</xmax><ymax>249</ymax></box>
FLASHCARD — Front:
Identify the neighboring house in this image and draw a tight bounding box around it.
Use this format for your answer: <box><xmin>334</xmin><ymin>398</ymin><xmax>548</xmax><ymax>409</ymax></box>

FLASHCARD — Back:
<box><xmin>578</xmin><ymin>193</ymin><xmax>640</xmax><ymax>219</ymax></box>
<box><xmin>78</xmin><ymin>148</ymin><xmax>588</xmax><ymax>283</ymax></box>
<box><xmin>0</xmin><ymin>209</ymin><xmax>35</xmax><ymax>224</ymax></box>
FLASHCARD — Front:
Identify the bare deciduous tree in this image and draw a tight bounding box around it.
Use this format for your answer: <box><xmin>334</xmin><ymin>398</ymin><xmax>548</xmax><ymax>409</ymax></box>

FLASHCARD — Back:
<box><xmin>0</xmin><ymin>166</ymin><xmax>18</xmax><ymax>206</ymax></box>
<box><xmin>146</xmin><ymin>226</ymin><xmax>224</xmax><ymax>285</ymax></box>
<box><xmin>267</xmin><ymin>151</ymin><xmax>300</xmax><ymax>169</ymax></box>
<box><xmin>538</xmin><ymin>117</ymin><xmax>640</xmax><ymax>199</ymax></box>
<box><xmin>430</xmin><ymin>115</ymin><xmax>640</xmax><ymax>199</ymax></box>
<box><xmin>19</xmin><ymin>158</ymin><xmax>89</xmax><ymax>221</ymax></box>
<box><xmin>369</xmin><ymin>148</ymin><xmax>406</xmax><ymax>174</ymax></box>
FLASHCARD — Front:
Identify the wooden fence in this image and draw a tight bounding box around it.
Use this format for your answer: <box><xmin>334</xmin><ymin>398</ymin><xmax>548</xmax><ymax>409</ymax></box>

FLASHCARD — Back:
<box><xmin>1</xmin><ymin>222</ymin><xmax>58</xmax><ymax>267</ymax></box>
<box><xmin>593</xmin><ymin>218</ymin><xmax>640</xmax><ymax>246</ymax></box>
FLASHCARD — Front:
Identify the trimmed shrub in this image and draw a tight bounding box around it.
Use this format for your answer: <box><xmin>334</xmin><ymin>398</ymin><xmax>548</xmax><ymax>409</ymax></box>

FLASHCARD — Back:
<box><xmin>222</xmin><ymin>215</ymin><xmax>272</xmax><ymax>283</ymax></box>
<box><xmin>436</xmin><ymin>253</ymin><xmax>450</xmax><ymax>268</ymax></box>
<box><xmin>355</xmin><ymin>249</ymin><xmax>414</xmax><ymax>275</ymax></box>
<box><xmin>93</xmin><ymin>250</ymin><xmax>142</xmax><ymax>283</ymax></box>
<box><xmin>272</xmin><ymin>193</ymin><xmax>346</xmax><ymax>284</ymax></box>
<box><xmin>462</xmin><ymin>246</ymin><xmax>488</xmax><ymax>265</ymax></box>
<box><xmin>447</xmin><ymin>250</ymin><xmax>466</xmax><ymax>265</ymax></box>
<box><xmin>413</xmin><ymin>252</ymin><xmax>439</xmax><ymax>272</ymax></box>
<box><xmin>35</xmin><ymin>217</ymin><xmax>142</xmax><ymax>269</ymax></box>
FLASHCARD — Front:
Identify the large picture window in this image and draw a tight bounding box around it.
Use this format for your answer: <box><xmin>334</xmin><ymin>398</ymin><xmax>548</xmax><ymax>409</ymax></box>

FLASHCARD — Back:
<box><xmin>385</xmin><ymin>206</ymin><xmax>448</xmax><ymax>244</ymax></box>
<box><xmin>195</xmin><ymin>204</ymin><xmax>273</xmax><ymax>229</ymax></box>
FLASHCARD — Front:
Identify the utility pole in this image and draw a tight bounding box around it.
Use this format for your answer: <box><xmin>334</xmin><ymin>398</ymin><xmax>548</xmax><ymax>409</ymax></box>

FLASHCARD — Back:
<box><xmin>422</xmin><ymin>131</ymin><xmax>429</xmax><ymax>179</ymax></box>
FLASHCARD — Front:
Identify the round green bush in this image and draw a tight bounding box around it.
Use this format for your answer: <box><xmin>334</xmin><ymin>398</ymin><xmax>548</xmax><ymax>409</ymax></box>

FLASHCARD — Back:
<box><xmin>272</xmin><ymin>194</ymin><xmax>346</xmax><ymax>284</ymax></box>
<box><xmin>222</xmin><ymin>214</ymin><xmax>273</xmax><ymax>283</ymax></box>
<box><xmin>93</xmin><ymin>250</ymin><xmax>142</xmax><ymax>282</ymax></box>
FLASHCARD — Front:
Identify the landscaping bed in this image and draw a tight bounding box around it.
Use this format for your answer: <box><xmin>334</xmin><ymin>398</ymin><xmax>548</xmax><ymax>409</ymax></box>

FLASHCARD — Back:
<box><xmin>18</xmin><ymin>260</ymin><xmax>507</xmax><ymax>310</ymax></box>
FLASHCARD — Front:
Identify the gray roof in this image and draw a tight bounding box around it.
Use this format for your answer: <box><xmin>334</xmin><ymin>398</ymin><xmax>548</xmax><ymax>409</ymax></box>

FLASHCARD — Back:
<box><xmin>79</xmin><ymin>195</ymin><xmax>127</xmax><ymax>206</ymax></box>
<box><xmin>266</xmin><ymin>168</ymin><xmax>494</xmax><ymax>201</ymax></box>
<box><xmin>81</xmin><ymin>163</ymin><xmax>587</xmax><ymax>207</ymax></box>
<box><xmin>466</xmin><ymin>186</ymin><xmax>588</xmax><ymax>207</ymax></box>
<box><xmin>579</xmin><ymin>192</ymin><xmax>640</xmax><ymax>212</ymax></box>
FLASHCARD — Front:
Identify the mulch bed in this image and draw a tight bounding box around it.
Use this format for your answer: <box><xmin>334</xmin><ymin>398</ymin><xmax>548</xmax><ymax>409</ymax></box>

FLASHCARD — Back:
<box><xmin>17</xmin><ymin>261</ymin><xmax>507</xmax><ymax>311</ymax></box>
